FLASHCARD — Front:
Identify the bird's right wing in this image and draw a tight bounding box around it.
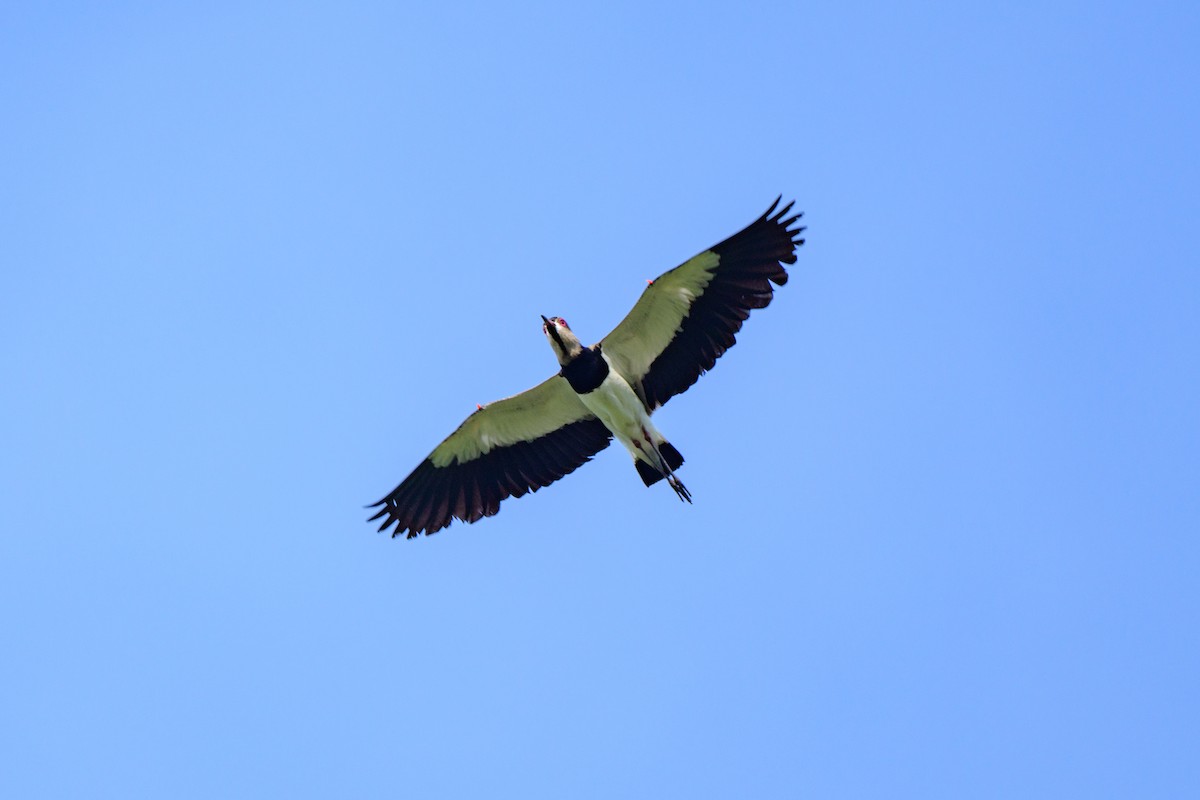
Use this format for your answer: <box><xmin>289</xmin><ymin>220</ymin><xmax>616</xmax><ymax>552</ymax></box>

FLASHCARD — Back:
<box><xmin>369</xmin><ymin>376</ymin><xmax>612</xmax><ymax>538</ymax></box>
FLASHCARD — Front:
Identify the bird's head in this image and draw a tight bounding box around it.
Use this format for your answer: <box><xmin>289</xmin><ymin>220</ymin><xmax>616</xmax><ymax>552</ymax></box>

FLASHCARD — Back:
<box><xmin>541</xmin><ymin>315</ymin><xmax>583</xmax><ymax>365</ymax></box>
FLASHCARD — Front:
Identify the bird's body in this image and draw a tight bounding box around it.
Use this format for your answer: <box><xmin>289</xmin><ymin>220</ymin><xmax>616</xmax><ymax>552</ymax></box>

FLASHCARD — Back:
<box><xmin>370</xmin><ymin>198</ymin><xmax>805</xmax><ymax>538</ymax></box>
<box><xmin>571</xmin><ymin>349</ymin><xmax>647</xmax><ymax>452</ymax></box>
<box><xmin>546</xmin><ymin>329</ymin><xmax>690</xmax><ymax>501</ymax></box>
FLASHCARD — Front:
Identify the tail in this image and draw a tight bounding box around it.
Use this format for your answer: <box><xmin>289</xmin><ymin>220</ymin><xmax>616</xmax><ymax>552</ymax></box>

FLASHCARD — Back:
<box><xmin>633</xmin><ymin>442</ymin><xmax>692</xmax><ymax>503</ymax></box>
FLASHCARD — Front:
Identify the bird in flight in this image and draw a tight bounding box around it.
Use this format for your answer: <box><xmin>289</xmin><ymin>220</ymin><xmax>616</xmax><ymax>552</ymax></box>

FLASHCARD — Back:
<box><xmin>369</xmin><ymin>197</ymin><xmax>806</xmax><ymax>538</ymax></box>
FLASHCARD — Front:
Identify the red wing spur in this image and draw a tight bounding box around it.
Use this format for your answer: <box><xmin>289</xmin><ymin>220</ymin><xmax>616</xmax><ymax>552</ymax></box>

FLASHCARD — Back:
<box><xmin>369</xmin><ymin>198</ymin><xmax>806</xmax><ymax>538</ymax></box>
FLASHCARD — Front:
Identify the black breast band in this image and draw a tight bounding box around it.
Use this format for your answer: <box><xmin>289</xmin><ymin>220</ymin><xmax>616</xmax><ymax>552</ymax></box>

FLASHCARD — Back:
<box><xmin>560</xmin><ymin>346</ymin><xmax>609</xmax><ymax>394</ymax></box>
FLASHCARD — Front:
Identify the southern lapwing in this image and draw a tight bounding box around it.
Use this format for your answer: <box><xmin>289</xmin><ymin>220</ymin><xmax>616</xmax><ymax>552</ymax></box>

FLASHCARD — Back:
<box><xmin>369</xmin><ymin>197</ymin><xmax>805</xmax><ymax>538</ymax></box>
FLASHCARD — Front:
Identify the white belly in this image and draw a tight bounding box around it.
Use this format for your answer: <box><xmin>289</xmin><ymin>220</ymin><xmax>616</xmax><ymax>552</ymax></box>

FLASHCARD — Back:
<box><xmin>578</xmin><ymin>357</ymin><xmax>661</xmax><ymax>461</ymax></box>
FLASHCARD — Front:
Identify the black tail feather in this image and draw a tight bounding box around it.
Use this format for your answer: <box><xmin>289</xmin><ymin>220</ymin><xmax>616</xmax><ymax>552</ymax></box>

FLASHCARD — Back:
<box><xmin>659</xmin><ymin>442</ymin><xmax>684</xmax><ymax>471</ymax></box>
<box><xmin>634</xmin><ymin>440</ymin><xmax>686</xmax><ymax>489</ymax></box>
<box><xmin>636</xmin><ymin>459</ymin><xmax>664</xmax><ymax>487</ymax></box>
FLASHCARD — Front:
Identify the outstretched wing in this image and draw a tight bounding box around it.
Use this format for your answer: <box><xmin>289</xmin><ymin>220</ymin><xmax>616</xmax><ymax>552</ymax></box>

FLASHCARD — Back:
<box><xmin>601</xmin><ymin>198</ymin><xmax>805</xmax><ymax>411</ymax></box>
<box><xmin>368</xmin><ymin>376</ymin><xmax>612</xmax><ymax>538</ymax></box>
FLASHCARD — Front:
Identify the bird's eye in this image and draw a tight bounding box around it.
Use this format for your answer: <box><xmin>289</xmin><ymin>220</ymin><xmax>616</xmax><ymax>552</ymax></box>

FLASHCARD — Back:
<box><xmin>558</xmin><ymin>318</ymin><xmax>567</xmax><ymax>328</ymax></box>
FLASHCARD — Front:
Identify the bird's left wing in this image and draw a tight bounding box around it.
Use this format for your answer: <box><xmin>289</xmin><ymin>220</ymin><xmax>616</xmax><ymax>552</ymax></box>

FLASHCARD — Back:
<box><xmin>601</xmin><ymin>198</ymin><xmax>805</xmax><ymax>411</ymax></box>
<box><xmin>368</xmin><ymin>375</ymin><xmax>612</xmax><ymax>538</ymax></box>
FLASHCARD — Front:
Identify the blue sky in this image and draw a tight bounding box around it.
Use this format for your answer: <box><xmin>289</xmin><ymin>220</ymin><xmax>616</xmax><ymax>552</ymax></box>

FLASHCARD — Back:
<box><xmin>3</xmin><ymin>1</ymin><xmax>1198</xmax><ymax>797</ymax></box>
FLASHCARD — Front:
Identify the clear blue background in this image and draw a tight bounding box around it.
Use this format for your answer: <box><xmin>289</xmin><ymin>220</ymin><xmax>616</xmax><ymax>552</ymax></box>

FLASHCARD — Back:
<box><xmin>3</xmin><ymin>2</ymin><xmax>1198</xmax><ymax>797</ymax></box>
